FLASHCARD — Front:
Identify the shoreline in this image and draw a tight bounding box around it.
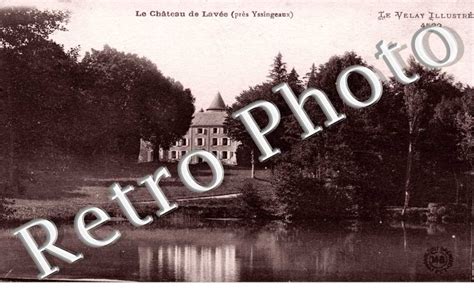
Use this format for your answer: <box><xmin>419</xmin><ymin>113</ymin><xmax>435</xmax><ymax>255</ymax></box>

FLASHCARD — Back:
<box><xmin>1</xmin><ymin>197</ymin><xmax>470</xmax><ymax>225</ymax></box>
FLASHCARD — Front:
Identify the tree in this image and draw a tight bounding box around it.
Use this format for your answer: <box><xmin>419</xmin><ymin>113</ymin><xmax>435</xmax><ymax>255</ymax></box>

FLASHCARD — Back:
<box><xmin>274</xmin><ymin>52</ymin><xmax>380</xmax><ymax>219</ymax></box>
<box><xmin>77</xmin><ymin>46</ymin><xmax>195</xmax><ymax>157</ymax></box>
<box><xmin>225</xmin><ymin>54</ymin><xmax>302</xmax><ymax>178</ymax></box>
<box><xmin>391</xmin><ymin>59</ymin><xmax>462</xmax><ymax>215</ymax></box>
<box><xmin>0</xmin><ymin>7</ymin><xmax>73</xmax><ymax>194</ymax></box>
<box><xmin>401</xmin><ymin>85</ymin><xmax>428</xmax><ymax>215</ymax></box>
<box><xmin>454</xmin><ymin>89</ymin><xmax>473</xmax><ymax>170</ymax></box>
<box><xmin>432</xmin><ymin>87</ymin><xmax>473</xmax><ymax>204</ymax></box>
<box><xmin>0</xmin><ymin>8</ymin><xmax>195</xmax><ymax>196</ymax></box>
<box><xmin>287</xmin><ymin>67</ymin><xmax>304</xmax><ymax>91</ymax></box>
<box><xmin>225</xmin><ymin>82</ymin><xmax>273</xmax><ymax>178</ymax></box>
<box><xmin>268</xmin><ymin>52</ymin><xmax>287</xmax><ymax>83</ymax></box>
<box><xmin>304</xmin><ymin>63</ymin><xmax>317</xmax><ymax>88</ymax></box>
<box><xmin>455</xmin><ymin>90</ymin><xmax>474</xmax><ymax>206</ymax></box>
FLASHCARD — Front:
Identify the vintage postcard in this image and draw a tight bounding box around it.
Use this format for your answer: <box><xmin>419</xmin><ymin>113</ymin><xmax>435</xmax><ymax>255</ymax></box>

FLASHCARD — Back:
<box><xmin>0</xmin><ymin>0</ymin><xmax>472</xmax><ymax>284</ymax></box>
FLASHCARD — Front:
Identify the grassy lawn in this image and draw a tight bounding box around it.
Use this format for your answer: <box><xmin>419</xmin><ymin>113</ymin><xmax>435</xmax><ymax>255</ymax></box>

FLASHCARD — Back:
<box><xmin>5</xmin><ymin>157</ymin><xmax>273</xmax><ymax>221</ymax></box>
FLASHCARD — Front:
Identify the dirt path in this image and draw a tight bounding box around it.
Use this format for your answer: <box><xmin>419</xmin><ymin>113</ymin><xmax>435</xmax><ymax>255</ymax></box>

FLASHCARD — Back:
<box><xmin>136</xmin><ymin>192</ymin><xmax>242</xmax><ymax>204</ymax></box>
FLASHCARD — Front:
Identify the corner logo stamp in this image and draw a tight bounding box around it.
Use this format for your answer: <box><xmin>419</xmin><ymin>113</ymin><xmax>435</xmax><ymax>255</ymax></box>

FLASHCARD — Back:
<box><xmin>423</xmin><ymin>247</ymin><xmax>453</xmax><ymax>273</ymax></box>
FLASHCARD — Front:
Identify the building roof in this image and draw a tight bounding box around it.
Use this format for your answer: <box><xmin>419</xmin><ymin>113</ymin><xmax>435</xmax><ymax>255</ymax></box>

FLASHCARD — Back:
<box><xmin>191</xmin><ymin>111</ymin><xmax>227</xmax><ymax>126</ymax></box>
<box><xmin>189</xmin><ymin>92</ymin><xmax>228</xmax><ymax>126</ymax></box>
<box><xmin>206</xmin><ymin>92</ymin><xmax>226</xmax><ymax>111</ymax></box>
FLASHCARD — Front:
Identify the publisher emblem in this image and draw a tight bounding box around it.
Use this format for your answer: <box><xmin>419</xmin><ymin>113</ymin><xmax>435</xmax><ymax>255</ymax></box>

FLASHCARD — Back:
<box><xmin>424</xmin><ymin>247</ymin><xmax>453</xmax><ymax>273</ymax></box>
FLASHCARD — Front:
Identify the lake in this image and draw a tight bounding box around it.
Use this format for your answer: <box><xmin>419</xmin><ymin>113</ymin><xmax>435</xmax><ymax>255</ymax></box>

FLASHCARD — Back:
<box><xmin>0</xmin><ymin>216</ymin><xmax>471</xmax><ymax>281</ymax></box>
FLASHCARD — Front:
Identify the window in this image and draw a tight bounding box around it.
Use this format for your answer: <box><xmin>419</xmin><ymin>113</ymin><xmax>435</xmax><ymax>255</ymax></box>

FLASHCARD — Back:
<box><xmin>197</xmin><ymin>128</ymin><xmax>206</xmax><ymax>134</ymax></box>
<box><xmin>222</xmin><ymin>151</ymin><xmax>228</xmax><ymax>159</ymax></box>
<box><xmin>223</xmin><ymin>127</ymin><xmax>228</xmax><ymax>134</ymax></box>
<box><xmin>182</xmin><ymin>138</ymin><xmax>188</xmax><ymax>146</ymax></box>
<box><xmin>197</xmin><ymin>138</ymin><xmax>204</xmax><ymax>146</ymax></box>
<box><xmin>212</xmin><ymin>151</ymin><xmax>218</xmax><ymax>157</ymax></box>
<box><xmin>171</xmin><ymin>151</ymin><xmax>177</xmax><ymax>159</ymax></box>
<box><xmin>212</xmin><ymin>127</ymin><xmax>219</xmax><ymax>134</ymax></box>
<box><xmin>175</xmin><ymin>140</ymin><xmax>180</xmax><ymax>147</ymax></box>
<box><xmin>222</xmin><ymin>138</ymin><xmax>229</xmax><ymax>146</ymax></box>
<box><xmin>181</xmin><ymin>151</ymin><xmax>186</xmax><ymax>157</ymax></box>
<box><xmin>212</xmin><ymin>138</ymin><xmax>218</xmax><ymax>146</ymax></box>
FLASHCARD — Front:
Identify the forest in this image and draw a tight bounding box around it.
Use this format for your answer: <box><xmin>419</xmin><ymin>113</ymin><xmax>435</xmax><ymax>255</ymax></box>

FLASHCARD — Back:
<box><xmin>225</xmin><ymin>52</ymin><xmax>473</xmax><ymax>221</ymax></box>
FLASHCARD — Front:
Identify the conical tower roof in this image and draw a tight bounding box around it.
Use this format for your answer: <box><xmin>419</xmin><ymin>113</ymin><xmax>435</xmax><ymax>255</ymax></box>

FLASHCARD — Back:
<box><xmin>206</xmin><ymin>92</ymin><xmax>226</xmax><ymax>111</ymax></box>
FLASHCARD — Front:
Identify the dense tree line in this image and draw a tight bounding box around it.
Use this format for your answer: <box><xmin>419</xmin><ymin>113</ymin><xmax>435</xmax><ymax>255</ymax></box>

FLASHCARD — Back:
<box><xmin>226</xmin><ymin>52</ymin><xmax>472</xmax><ymax>220</ymax></box>
<box><xmin>0</xmin><ymin>8</ymin><xmax>195</xmax><ymax>194</ymax></box>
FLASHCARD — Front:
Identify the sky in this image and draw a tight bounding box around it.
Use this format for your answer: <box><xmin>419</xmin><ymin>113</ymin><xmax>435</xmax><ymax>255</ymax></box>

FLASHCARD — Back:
<box><xmin>4</xmin><ymin>0</ymin><xmax>473</xmax><ymax>110</ymax></box>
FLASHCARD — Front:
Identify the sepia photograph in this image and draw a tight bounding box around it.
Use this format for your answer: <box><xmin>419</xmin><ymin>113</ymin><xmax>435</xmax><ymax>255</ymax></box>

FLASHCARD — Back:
<box><xmin>0</xmin><ymin>0</ymin><xmax>472</xmax><ymax>291</ymax></box>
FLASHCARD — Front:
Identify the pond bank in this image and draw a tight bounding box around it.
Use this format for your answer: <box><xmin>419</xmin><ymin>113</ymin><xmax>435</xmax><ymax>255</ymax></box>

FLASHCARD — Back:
<box><xmin>384</xmin><ymin>203</ymin><xmax>470</xmax><ymax>224</ymax></box>
<box><xmin>2</xmin><ymin>195</ymin><xmax>471</xmax><ymax>224</ymax></box>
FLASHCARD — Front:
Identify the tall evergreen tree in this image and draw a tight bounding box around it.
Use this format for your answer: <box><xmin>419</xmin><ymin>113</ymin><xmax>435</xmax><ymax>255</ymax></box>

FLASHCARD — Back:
<box><xmin>304</xmin><ymin>63</ymin><xmax>318</xmax><ymax>88</ymax></box>
<box><xmin>226</xmin><ymin>54</ymin><xmax>304</xmax><ymax>177</ymax></box>
<box><xmin>268</xmin><ymin>52</ymin><xmax>288</xmax><ymax>84</ymax></box>
<box><xmin>287</xmin><ymin>67</ymin><xmax>304</xmax><ymax>90</ymax></box>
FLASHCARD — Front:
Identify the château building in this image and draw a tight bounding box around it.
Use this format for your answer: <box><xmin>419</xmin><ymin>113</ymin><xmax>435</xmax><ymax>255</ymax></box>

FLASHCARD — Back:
<box><xmin>158</xmin><ymin>92</ymin><xmax>239</xmax><ymax>165</ymax></box>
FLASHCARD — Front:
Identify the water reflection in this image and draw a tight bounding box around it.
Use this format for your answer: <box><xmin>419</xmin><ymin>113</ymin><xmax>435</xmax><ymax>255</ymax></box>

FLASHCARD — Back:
<box><xmin>138</xmin><ymin>245</ymin><xmax>239</xmax><ymax>281</ymax></box>
<box><xmin>0</xmin><ymin>219</ymin><xmax>470</xmax><ymax>281</ymax></box>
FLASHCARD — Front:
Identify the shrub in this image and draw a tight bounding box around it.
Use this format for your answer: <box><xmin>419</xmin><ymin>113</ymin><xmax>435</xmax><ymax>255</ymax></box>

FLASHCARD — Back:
<box><xmin>239</xmin><ymin>181</ymin><xmax>283</xmax><ymax>219</ymax></box>
<box><xmin>427</xmin><ymin>202</ymin><xmax>469</xmax><ymax>223</ymax></box>
<box><xmin>0</xmin><ymin>197</ymin><xmax>15</xmax><ymax>220</ymax></box>
<box><xmin>274</xmin><ymin>163</ymin><xmax>351</xmax><ymax>220</ymax></box>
